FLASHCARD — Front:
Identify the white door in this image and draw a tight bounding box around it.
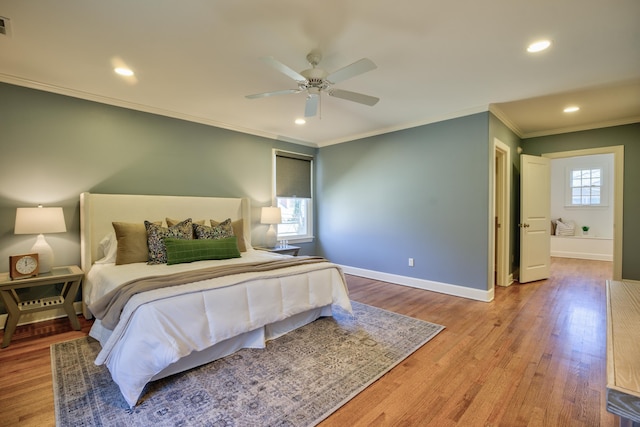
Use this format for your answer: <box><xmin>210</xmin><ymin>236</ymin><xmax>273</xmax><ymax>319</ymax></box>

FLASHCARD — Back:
<box><xmin>519</xmin><ymin>154</ymin><xmax>551</xmax><ymax>283</ymax></box>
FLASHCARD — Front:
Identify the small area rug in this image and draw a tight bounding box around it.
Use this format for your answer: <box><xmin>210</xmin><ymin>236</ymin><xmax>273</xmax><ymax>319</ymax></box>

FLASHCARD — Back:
<box><xmin>52</xmin><ymin>301</ymin><xmax>444</xmax><ymax>426</ymax></box>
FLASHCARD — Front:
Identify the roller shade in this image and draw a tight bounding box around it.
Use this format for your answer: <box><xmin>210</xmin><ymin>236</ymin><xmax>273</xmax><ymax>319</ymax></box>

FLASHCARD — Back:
<box><xmin>275</xmin><ymin>151</ymin><xmax>312</xmax><ymax>198</ymax></box>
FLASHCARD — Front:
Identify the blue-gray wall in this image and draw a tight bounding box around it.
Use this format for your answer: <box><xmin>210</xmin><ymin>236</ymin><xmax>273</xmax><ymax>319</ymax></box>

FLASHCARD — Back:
<box><xmin>0</xmin><ymin>82</ymin><xmax>317</xmax><ymax>313</ymax></box>
<box><xmin>522</xmin><ymin>123</ymin><xmax>640</xmax><ymax>280</ymax></box>
<box><xmin>316</xmin><ymin>113</ymin><xmax>492</xmax><ymax>291</ymax></box>
<box><xmin>3</xmin><ymin>80</ymin><xmax>637</xmax><ymax>318</ymax></box>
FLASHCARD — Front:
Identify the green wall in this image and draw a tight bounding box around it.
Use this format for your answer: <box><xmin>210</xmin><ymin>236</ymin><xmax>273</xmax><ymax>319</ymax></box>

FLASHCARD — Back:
<box><xmin>522</xmin><ymin>123</ymin><xmax>640</xmax><ymax>280</ymax></box>
<box><xmin>0</xmin><ymin>82</ymin><xmax>316</xmax><ymax>312</ymax></box>
<box><xmin>316</xmin><ymin>113</ymin><xmax>492</xmax><ymax>292</ymax></box>
<box><xmin>4</xmin><ymin>79</ymin><xmax>635</xmax><ymax>317</ymax></box>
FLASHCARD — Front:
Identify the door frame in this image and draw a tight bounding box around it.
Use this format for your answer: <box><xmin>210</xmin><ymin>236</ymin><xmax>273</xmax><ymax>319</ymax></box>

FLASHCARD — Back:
<box><xmin>542</xmin><ymin>145</ymin><xmax>624</xmax><ymax>280</ymax></box>
<box><xmin>490</xmin><ymin>138</ymin><xmax>511</xmax><ymax>290</ymax></box>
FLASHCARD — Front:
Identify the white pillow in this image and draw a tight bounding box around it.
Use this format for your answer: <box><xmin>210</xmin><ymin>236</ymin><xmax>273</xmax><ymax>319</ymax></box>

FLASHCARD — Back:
<box><xmin>94</xmin><ymin>232</ymin><xmax>118</xmax><ymax>264</ymax></box>
<box><xmin>555</xmin><ymin>220</ymin><xmax>575</xmax><ymax>236</ymax></box>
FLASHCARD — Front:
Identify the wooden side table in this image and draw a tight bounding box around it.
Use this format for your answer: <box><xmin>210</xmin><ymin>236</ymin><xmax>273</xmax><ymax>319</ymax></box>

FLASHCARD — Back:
<box><xmin>0</xmin><ymin>265</ymin><xmax>83</xmax><ymax>348</ymax></box>
<box><xmin>255</xmin><ymin>245</ymin><xmax>301</xmax><ymax>256</ymax></box>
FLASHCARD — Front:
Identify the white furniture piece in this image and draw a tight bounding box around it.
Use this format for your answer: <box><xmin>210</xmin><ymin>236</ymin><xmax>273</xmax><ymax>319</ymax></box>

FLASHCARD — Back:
<box><xmin>550</xmin><ymin>235</ymin><xmax>613</xmax><ymax>261</ymax></box>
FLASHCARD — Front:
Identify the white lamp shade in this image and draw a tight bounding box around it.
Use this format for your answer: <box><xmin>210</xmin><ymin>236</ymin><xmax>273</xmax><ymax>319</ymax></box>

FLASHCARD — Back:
<box><xmin>260</xmin><ymin>207</ymin><xmax>282</xmax><ymax>225</ymax></box>
<box><xmin>15</xmin><ymin>207</ymin><xmax>66</xmax><ymax>234</ymax></box>
<box><xmin>261</xmin><ymin>207</ymin><xmax>281</xmax><ymax>248</ymax></box>
<box><xmin>15</xmin><ymin>206</ymin><xmax>66</xmax><ymax>273</ymax></box>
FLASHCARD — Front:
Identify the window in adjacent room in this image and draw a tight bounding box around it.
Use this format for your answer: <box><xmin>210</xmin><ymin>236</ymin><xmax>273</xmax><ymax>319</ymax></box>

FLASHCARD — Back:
<box><xmin>566</xmin><ymin>165</ymin><xmax>607</xmax><ymax>207</ymax></box>
<box><xmin>273</xmin><ymin>150</ymin><xmax>314</xmax><ymax>242</ymax></box>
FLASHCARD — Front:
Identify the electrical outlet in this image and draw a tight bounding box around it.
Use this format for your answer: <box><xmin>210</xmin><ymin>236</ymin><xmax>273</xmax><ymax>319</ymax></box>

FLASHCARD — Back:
<box><xmin>408</xmin><ymin>258</ymin><xmax>414</xmax><ymax>267</ymax></box>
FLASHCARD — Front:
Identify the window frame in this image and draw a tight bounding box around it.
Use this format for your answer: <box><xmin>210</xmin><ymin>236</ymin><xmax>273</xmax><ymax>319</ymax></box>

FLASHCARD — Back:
<box><xmin>564</xmin><ymin>163</ymin><xmax>608</xmax><ymax>208</ymax></box>
<box><xmin>272</xmin><ymin>149</ymin><xmax>314</xmax><ymax>243</ymax></box>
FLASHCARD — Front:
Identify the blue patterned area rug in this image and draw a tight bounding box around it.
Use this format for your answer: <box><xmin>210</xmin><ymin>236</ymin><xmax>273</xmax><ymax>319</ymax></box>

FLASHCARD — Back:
<box><xmin>52</xmin><ymin>301</ymin><xmax>444</xmax><ymax>426</ymax></box>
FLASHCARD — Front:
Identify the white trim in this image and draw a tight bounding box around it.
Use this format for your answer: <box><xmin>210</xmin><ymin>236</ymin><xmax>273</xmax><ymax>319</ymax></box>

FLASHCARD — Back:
<box><xmin>489</xmin><ymin>104</ymin><xmax>522</xmax><ymax>136</ymax></box>
<box><xmin>0</xmin><ymin>301</ymin><xmax>83</xmax><ymax>330</ymax></box>
<box><xmin>4</xmin><ymin>74</ymin><xmax>637</xmax><ymax>148</ymax></box>
<box><xmin>318</xmin><ymin>104</ymin><xmax>490</xmax><ymax>147</ymax></box>
<box><xmin>520</xmin><ymin>117</ymin><xmax>640</xmax><ymax>139</ymax></box>
<box><xmin>0</xmin><ymin>75</ymin><xmax>493</xmax><ymax>148</ymax></box>
<box><xmin>543</xmin><ymin>146</ymin><xmax>624</xmax><ymax>280</ymax></box>
<box><xmin>0</xmin><ymin>73</ymin><xmax>317</xmax><ymax>148</ymax></box>
<box><xmin>491</xmin><ymin>138</ymin><xmax>512</xmax><ymax>288</ymax></box>
<box><xmin>341</xmin><ymin>265</ymin><xmax>495</xmax><ymax>302</ymax></box>
<box><xmin>551</xmin><ymin>251</ymin><xmax>613</xmax><ymax>262</ymax></box>
<box><xmin>489</xmin><ymin>104</ymin><xmax>640</xmax><ymax>139</ymax></box>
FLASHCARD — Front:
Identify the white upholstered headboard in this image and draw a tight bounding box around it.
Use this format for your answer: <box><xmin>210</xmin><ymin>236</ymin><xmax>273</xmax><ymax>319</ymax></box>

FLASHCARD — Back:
<box><xmin>80</xmin><ymin>192</ymin><xmax>251</xmax><ymax>274</ymax></box>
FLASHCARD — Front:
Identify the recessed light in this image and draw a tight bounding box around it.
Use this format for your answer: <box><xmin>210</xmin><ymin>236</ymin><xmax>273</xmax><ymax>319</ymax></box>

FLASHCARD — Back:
<box><xmin>527</xmin><ymin>40</ymin><xmax>551</xmax><ymax>53</ymax></box>
<box><xmin>295</xmin><ymin>118</ymin><xmax>306</xmax><ymax>125</ymax></box>
<box><xmin>114</xmin><ymin>67</ymin><xmax>134</xmax><ymax>77</ymax></box>
<box><xmin>563</xmin><ymin>106</ymin><xmax>580</xmax><ymax>113</ymax></box>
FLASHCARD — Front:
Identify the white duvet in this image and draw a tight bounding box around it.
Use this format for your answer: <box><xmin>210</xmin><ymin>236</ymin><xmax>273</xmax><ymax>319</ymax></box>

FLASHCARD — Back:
<box><xmin>85</xmin><ymin>250</ymin><xmax>352</xmax><ymax>407</ymax></box>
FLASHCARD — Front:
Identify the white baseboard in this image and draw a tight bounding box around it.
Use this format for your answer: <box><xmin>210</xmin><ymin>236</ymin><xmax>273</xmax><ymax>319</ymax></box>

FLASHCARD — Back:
<box><xmin>550</xmin><ymin>251</ymin><xmax>613</xmax><ymax>261</ymax></box>
<box><xmin>341</xmin><ymin>265</ymin><xmax>494</xmax><ymax>302</ymax></box>
<box><xmin>0</xmin><ymin>301</ymin><xmax>83</xmax><ymax>330</ymax></box>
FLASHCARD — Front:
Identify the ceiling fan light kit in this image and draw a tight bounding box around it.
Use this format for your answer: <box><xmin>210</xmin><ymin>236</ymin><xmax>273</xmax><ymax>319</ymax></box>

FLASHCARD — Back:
<box><xmin>246</xmin><ymin>49</ymin><xmax>379</xmax><ymax>118</ymax></box>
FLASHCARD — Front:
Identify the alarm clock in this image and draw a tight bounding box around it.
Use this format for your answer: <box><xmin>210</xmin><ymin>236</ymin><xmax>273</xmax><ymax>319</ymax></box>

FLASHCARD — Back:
<box><xmin>9</xmin><ymin>253</ymin><xmax>39</xmax><ymax>279</ymax></box>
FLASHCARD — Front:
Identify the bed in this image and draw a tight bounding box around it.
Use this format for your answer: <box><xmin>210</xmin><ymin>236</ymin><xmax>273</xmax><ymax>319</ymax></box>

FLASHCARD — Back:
<box><xmin>79</xmin><ymin>192</ymin><xmax>352</xmax><ymax>408</ymax></box>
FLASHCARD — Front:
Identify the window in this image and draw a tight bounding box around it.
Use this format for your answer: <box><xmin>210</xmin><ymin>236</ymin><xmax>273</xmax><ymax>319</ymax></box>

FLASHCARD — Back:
<box><xmin>274</xmin><ymin>150</ymin><xmax>313</xmax><ymax>241</ymax></box>
<box><xmin>567</xmin><ymin>166</ymin><xmax>606</xmax><ymax>207</ymax></box>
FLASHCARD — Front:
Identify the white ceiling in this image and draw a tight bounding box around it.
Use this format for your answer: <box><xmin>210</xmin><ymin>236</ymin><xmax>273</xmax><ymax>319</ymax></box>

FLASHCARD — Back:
<box><xmin>1</xmin><ymin>0</ymin><xmax>639</xmax><ymax>147</ymax></box>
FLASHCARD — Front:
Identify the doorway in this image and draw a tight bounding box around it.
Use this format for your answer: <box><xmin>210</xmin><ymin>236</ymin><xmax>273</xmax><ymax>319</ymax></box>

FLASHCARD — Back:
<box><xmin>492</xmin><ymin>138</ymin><xmax>511</xmax><ymax>288</ymax></box>
<box><xmin>543</xmin><ymin>146</ymin><xmax>623</xmax><ymax>280</ymax></box>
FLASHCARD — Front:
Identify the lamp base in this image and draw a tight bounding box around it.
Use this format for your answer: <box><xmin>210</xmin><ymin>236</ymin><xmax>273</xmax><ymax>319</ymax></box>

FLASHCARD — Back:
<box><xmin>30</xmin><ymin>234</ymin><xmax>54</xmax><ymax>273</ymax></box>
<box><xmin>265</xmin><ymin>225</ymin><xmax>277</xmax><ymax>248</ymax></box>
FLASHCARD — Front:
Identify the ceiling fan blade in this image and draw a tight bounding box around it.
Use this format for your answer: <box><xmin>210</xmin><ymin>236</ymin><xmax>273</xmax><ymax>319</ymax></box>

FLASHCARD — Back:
<box><xmin>245</xmin><ymin>89</ymin><xmax>300</xmax><ymax>99</ymax></box>
<box><xmin>326</xmin><ymin>58</ymin><xmax>377</xmax><ymax>84</ymax></box>
<box><xmin>328</xmin><ymin>89</ymin><xmax>379</xmax><ymax>106</ymax></box>
<box><xmin>261</xmin><ymin>56</ymin><xmax>307</xmax><ymax>83</ymax></box>
<box><xmin>304</xmin><ymin>94</ymin><xmax>319</xmax><ymax>117</ymax></box>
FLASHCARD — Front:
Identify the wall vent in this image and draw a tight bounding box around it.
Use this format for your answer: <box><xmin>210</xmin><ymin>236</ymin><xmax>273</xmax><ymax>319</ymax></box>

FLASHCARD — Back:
<box><xmin>0</xmin><ymin>16</ymin><xmax>12</xmax><ymax>37</ymax></box>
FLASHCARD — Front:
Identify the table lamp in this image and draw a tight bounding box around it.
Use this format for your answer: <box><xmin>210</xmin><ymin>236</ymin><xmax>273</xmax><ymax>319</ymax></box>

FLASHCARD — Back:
<box><xmin>260</xmin><ymin>206</ymin><xmax>282</xmax><ymax>248</ymax></box>
<box><xmin>14</xmin><ymin>205</ymin><xmax>66</xmax><ymax>273</ymax></box>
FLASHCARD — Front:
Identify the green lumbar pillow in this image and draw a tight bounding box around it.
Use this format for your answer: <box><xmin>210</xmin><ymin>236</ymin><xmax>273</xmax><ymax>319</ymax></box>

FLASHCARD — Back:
<box><xmin>164</xmin><ymin>236</ymin><xmax>241</xmax><ymax>265</ymax></box>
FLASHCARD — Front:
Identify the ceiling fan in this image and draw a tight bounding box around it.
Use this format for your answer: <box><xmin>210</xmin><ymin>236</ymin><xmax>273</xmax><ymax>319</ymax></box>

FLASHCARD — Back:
<box><xmin>246</xmin><ymin>49</ymin><xmax>379</xmax><ymax>117</ymax></box>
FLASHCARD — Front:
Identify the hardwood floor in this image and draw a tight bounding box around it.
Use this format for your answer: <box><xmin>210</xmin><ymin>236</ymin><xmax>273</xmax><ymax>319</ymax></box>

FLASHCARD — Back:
<box><xmin>0</xmin><ymin>258</ymin><xmax>617</xmax><ymax>426</ymax></box>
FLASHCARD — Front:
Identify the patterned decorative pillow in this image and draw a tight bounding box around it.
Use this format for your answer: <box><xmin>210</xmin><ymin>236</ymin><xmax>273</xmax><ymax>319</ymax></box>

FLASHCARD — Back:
<box><xmin>193</xmin><ymin>218</ymin><xmax>234</xmax><ymax>240</ymax></box>
<box><xmin>211</xmin><ymin>218</ymin><xmax>246</xmax><ymax>252</ymax></box>
<box><xmin>145</xmin><ymin>218</ymin><xmax>193</xmax><ymax>264</ymax></box>
<box><xmin>164</xmin><ymin>237</ymin><xmax>241</xmax><ymax>265</ymax></box>
<box><xmin>166</xmin><ymin>218</ymin><xmax>206</xmax><ymax>238</ymax></box>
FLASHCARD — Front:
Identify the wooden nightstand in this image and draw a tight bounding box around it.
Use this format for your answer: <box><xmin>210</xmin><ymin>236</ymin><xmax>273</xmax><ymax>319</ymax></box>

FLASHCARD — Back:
<box><xmin>0</xmin><ymin>265</ymin><xmax>83</xmax><ymax>348</ymax></box>
<box><xmin>255</xmin><ymin>245</ymin><xmax>301</xmax><ymax>256</ymax></box>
